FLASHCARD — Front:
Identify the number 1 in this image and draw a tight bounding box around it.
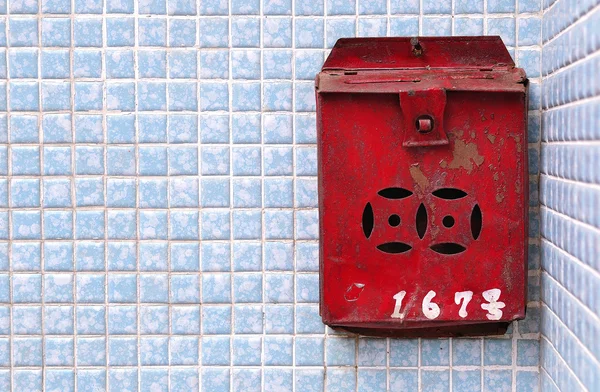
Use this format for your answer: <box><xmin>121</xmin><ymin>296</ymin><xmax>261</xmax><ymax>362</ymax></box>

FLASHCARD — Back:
<box><xmin>391</xmin><ymin>291</ymin><xmax>407</xmax><ymax>319</ymax></box>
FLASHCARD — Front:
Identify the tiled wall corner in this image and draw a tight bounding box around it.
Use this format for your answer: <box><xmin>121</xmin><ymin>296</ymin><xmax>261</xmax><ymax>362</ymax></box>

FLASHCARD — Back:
<box><xmin>0</xmin><ymin>0</ymin><xmax>548</xmax><ymax>391</ymax></box>
<box><xmin>539</xmin><ymin>0</ymin><xmax>600</xmax><ymax>391</ymax></box>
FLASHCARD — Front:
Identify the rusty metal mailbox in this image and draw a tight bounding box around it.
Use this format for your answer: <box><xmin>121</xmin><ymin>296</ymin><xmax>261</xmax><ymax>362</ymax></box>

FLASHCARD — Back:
<box><xmin>316</xmin><ymin>37</ymin><xmax>528</xmax><ymax>337</ymax></box>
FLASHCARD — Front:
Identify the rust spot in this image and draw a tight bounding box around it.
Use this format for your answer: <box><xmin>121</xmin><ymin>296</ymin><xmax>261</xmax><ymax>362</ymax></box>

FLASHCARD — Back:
<box><xmin>487</xmin><ymin>134</ymin><xmax>496</xmax><ymax>144</ymax></box>
<box><xmin>470</xmin><ymin>131</ymin><xmax>476</xmax><ymax>139</ymax></box>
<box><xmin>440</xmin><ymin>160</ymin><xmax>448</xmax><ymax>168</ymax></box>
<box><xmin>502</xmin><ymin>257</ymin><xmax>513</xmax><ymax>291</ymax></box>
<box><xmin>344</xmin><ymin>283</ymin><xmax>365</xmax><ymax>302</ymax></box>
<box><xmin>496</xmin><ymin>192</ymin><xmax>505</xmax><ymax>203</ymax></box>
<box><xmin>452</xmin><ymin>130</ymin><xmax>464</xmax><ymax>139</ymax></box>
<box><xmin>510</xmin><ymin>134</ymin><xmax>522</xmax><ymax>152</ymax></box>
<box><xmin>409</xmin><ymin>165</ymin><xmax>430</xmax><ymax>191</ymax></box>
<box><xmin>447</xmin><ymin>140</ymin><xmax>485</xmax><ymax>173</ymax></box>
<box><xmin>493</xmin><ymin>173</ymin><xmax>499</xmax><ymax>181</ymax></box>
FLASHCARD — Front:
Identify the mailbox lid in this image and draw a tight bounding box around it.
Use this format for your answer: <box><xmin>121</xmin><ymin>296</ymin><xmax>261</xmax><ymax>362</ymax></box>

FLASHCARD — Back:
<box><xmin>322</xmin><ymin>36</ymin><xmax>514</xmax><ymax>71</ymax></box>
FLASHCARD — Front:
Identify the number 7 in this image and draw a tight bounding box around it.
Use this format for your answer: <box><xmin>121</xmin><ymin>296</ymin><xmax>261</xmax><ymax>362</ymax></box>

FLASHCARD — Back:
<box><xmin>454</xmin><ymin>291</ymin><xmax>473</xmax><ymax>318</ymax></box>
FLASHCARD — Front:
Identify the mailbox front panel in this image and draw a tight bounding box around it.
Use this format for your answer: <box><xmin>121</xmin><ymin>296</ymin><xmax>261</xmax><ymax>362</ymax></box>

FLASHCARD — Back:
<box><xmin>318</xmin><ymin>89</ymin><xmax>528</xmax><ymax>333</ymax></box>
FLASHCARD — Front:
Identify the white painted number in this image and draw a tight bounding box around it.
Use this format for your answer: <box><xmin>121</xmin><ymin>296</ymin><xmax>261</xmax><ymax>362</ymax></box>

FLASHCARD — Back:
<box><xmin>390</xmin><ymin>291</ymin><xmax>407</xmax><ymax>319</ymax></box>
<box><xmin>422</xmin><ymin>290</ymin><xmax>441</xmax><ymax>319</ymax></box>
<box><xmin>454</xmin><ymin>291</ymin><xmax>474</xmax><ymax>318</ymax></box>
<box><xmin>389</xmin><ymin>288</ymin><xmax>507</xmax><ymax>320</ymax></box>
<box><xmin>481</xmin><ymin>289</ymin><xmax>506</xmax><ymax>320</ymax></box>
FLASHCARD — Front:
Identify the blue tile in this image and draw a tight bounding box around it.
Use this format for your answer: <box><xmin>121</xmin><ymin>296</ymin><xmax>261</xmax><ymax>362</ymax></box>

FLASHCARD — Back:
<box><xmin>484</xmin><ymin>338</ymin><xmax>512</xmax><ymax>365</ymax></box>
<box><xmin>202</xmin><ymin>273</ymin><xmax>231</xmax><ymax>303</ymax></box>
<box><xmin>488</xmin><ymin>18</ymin><xmax>516</xmax><ymax>47</ymax></box>
<box><xmin>232</xmin><ymin>83</ymin><xmax>261</xmax><ymax>111</ymax></box>
<box><xmin>234</xmin><ymin>304</ymin><xmax>263</xmax><ymax>334</ymax></box>
<box><xmin>171</xmin><ymin>336</ymin><xmax>199</xmax><ymax>364</ymax></box>
<box><xmin>484</xmin><ymin>370</ymin><xmax>513</xmax><ymax>392</ymax></box>
<box><xmin>200</xmin><ymin>0</ymin><xmax>227</xmax><ymax>14</ymax></box>
<box><xmin>455</xmin><ymin>17</ymin><xmax>484</xmax><ymax>36</ymax></box>
<box><xmin>455</xmin><ymin>0</ymin><xmax>483</xmax><ymax>13</ymax></box>
<box><xmin>42</xmin><ymin>18</ymin><xmax>71</xmax><ymax>47</ymax></box>
<box><xmin>106</xmin><ymin>0</ymin><xmax>133</xmax><ymax>12</ymax></box>
<box><xmin>233</xmin><ymin>336</ymin><xmax>262</xmax><ymax>365</ymax></box>
<box><xmin>234</xmin><ymin>273</ymin><xmax>262</xmax><ymax>302</ymax></box>
<box><xmin>422</xmin><ymin>370</ymin><xmax>450</xmax><ymax>392</ymax></box>
<box><xmin>266</xmin><ymin>304</ymin><xmax>294</xmax><ymax>334</ymax></box>
<box><xmin>233</xmin><ymin>242</ymin><xmax>262</xmax><ymax>272</ymax></box>
<box><xmin>233</xmin><ymin>369</ymin><xmax>261</xmax><ymax>392</ymax></box>
<box><xmin>13</xmin><ymin>369</ymin><xmax>42</xmax><ymax>391</ymax></box>
<box><xmin>13</xmin><ymin>337</ymin><xmax>43</xmax><ymax>366</ymax></box>
<box><xmin>232</xmin><ymin>17</ymin><xmax>260</xmax><ymax>47</ymax></box>
<box><xmin>10</xmin><ymin>19</ymin><xmax>39</xmax><ymax>46</ymax></box>
<box><xmin>327</xmin><ymin>337</ymin><xmax>356</xmax><ymax>366</ymax></box>
<box><xmin>107</xmin><ymin>18</ymin><xmax>135</xmax><ymax>46</ymax></box>
<box><xmin>389</xmin><ymin>339</ymin><xmax>419</xmax><ymax>366</ymax></box>
<box><xmin>358</xmin><ymin>369</ymin><xmax>387</xmax><ymax>392</ymax></box>
<box><xmin>77</xmin><ymin>337</ymin><xmax>106</xmax><ymax>365</ymax></box>
<box><xmin>487</xmin><ymin>0</ymin><xmax>515</xmax><ymax>13</ymax></box>
<box><xmin>140</xmin><ymin>306</ymin><xmax>168</xmax><ymax>334</ymax></box>
<box><xmin>109</xmin><ymin>369</ymin><xmax>138</xmax><ymax>390</ymax></box>
<box><xmin>295</xmin><ymin>19</ymin><xmax>324</xmax><ymax>48</ymax></box>
<box><xmin>453</xmin><ymin>370</ymin><xmax>481</xmax><ymax>392</ymax></box>
<box><xmin>9</xmin><ymin>49</ymin><xmax>38</xmax><ymax>78</ymax></box>
<box><xmin>141</xmin><ymin>369</ymin><xmax>168</xmax><ymax>392</ymax></box>
<box><xmin>200</xmin><ymin>50</ymin><xmax>229</xmax><ymax>78</ymax></box>
<box><xmin>76</xmin><ymin>305</ymin><xmax>105</xmax><ymax>333</ymax></box>
<box><xmin>516</xmin><ymin>371</ymin><xmax>539</xmax><ymax>392</ymax></box>
<box><xmin>453</xmin><ymin>338</ymin><xmax>482</xmax><ymax>366</ymax></box>
<box><xmin>264</xmin><ymin>18</ymin><xmax>292</xmax><ymax>48</ymax></box>
<box><xmin>202</xmin><ymin>336</ymin><xmax>230</xmax><ymax>365</ymax></box>
<box><xmin>171</xmin><ymin>369</ymin><xmax>199</xmax><ymax>392</ymax></box>
<box><xmin>359</xmin><ymin>338</ymin><xmax>387</xmax><ymax>366</ymax></box>
<box><xmin>199</xmin><ymin>18</ymin><xmax>229</xmax><ymax>48</ymax></box>
<box><xmin>422</xmin><ymin>16</ymin><xmax>452</xmax><ymax>36</ymax></box>
<box><xmin>296</xmin><ymin>337</ymin><xmax>324</xmax><ymax>366</ymax></box>
<box><xmin>295</xmin><ymin>0</ymin><xmax>323</xmax><ymax>15</ymax></box>
<box><xmin>202</xmin><ymin>369</ymin><xmax>230</xmax><ymax>392</ymax></box>
<box><xmin>326</xmin><ymin>19</ymin><xmax>355</xmax><ymax>48</ymax></box>
<box><xmin>390</xmin><ymin>370</ymin><xmax>418</xmax><ymax>391</ymax></box>
<box><xmin>517</xmin><ymin>339</ymin><xmax>539</xmax><ymax>366</ymax></box>
<box><xmin>78</xmin><ymin>370</ymin><xmax>105</xmax><ymax>392</ymax></box>
<box><xmin>265</xmin><ymin>336</ymin><xmax>293</xmax><ymax>365</ymax></box>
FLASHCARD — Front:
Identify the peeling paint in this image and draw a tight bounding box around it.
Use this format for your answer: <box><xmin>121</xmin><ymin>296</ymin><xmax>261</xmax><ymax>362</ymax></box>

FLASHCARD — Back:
<box><xmin>344</xmin><ymin>283</ymin><xmax>365</xmax><ymax>302</ymax></box>
<box><xmin>447</xmin><ymin>139</ymin><xmax>485</xmax><ymax>173</ymax></box>
<box><xmin>487</xmin><ymin>134</ymin><xmax>496</xmax><ymax>144</ymax></box>
<box><xmin>509</xmin><ymin>134</ymin><xmax>522</xmax><ymax>152</ymax></box>
<box><xmin>409</xmin><ymin>164</ymin><xmax>430</xmax><ymax>191</ymax></box>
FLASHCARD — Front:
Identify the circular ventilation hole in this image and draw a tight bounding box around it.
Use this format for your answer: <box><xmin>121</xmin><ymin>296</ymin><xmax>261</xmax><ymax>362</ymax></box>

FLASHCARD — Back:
<box><xmin>388</xmin><ymin>214</ymin><xmax>401</xmax><ymax>227</ymax></box>
<box><xmin>442</xmin><ymin>216</ymin><xmax>455</xmax><ymax>228</ymax></box>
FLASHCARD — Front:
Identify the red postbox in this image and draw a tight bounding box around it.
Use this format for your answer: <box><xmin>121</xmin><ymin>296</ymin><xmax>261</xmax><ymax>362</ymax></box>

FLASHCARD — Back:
<box><xmin>316</xmin><ymin>37</ymin><xmax>528</xmax><ymax>336</ymax></box>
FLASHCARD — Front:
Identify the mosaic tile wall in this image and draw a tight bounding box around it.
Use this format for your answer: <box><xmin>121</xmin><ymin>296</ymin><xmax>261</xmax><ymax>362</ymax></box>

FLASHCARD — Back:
<box><xmin>0</xmin><ymin>0</ymin><xmax>547</xmax><ymax>391</ymax></box>
<box><xmin>539</xmin><ymin>0</ymin><xmax>600</xmax><ymax>391</ymax></box>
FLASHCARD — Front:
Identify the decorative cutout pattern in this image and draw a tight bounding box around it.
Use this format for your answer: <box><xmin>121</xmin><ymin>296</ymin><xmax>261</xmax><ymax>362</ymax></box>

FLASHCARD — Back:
<box><xmin>362</xmin><ymin>187</ymin><xmax>481</xmax><ymax>255</ymax></box>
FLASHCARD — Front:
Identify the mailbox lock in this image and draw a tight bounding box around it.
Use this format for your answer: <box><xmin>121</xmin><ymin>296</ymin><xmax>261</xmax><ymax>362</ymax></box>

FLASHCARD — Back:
<box><xmin>416</xmin><ymin>115</ymin><xmax>433</xmax><ymax>134</ymax></box>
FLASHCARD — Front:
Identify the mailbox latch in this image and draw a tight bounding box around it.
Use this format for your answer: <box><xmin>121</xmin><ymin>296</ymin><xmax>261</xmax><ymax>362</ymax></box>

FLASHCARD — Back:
<box><xmin>400</xmin><ymin>88</ymin><xmax>449</xmax><ymax>147</ymax></box>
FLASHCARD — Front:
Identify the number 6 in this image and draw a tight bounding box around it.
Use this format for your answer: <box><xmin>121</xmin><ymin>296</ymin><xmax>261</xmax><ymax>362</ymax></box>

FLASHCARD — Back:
<box><xmin>422</xmin><ymin>290</ymin><xmax>440</xmax><ymax>319</ymax></box>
